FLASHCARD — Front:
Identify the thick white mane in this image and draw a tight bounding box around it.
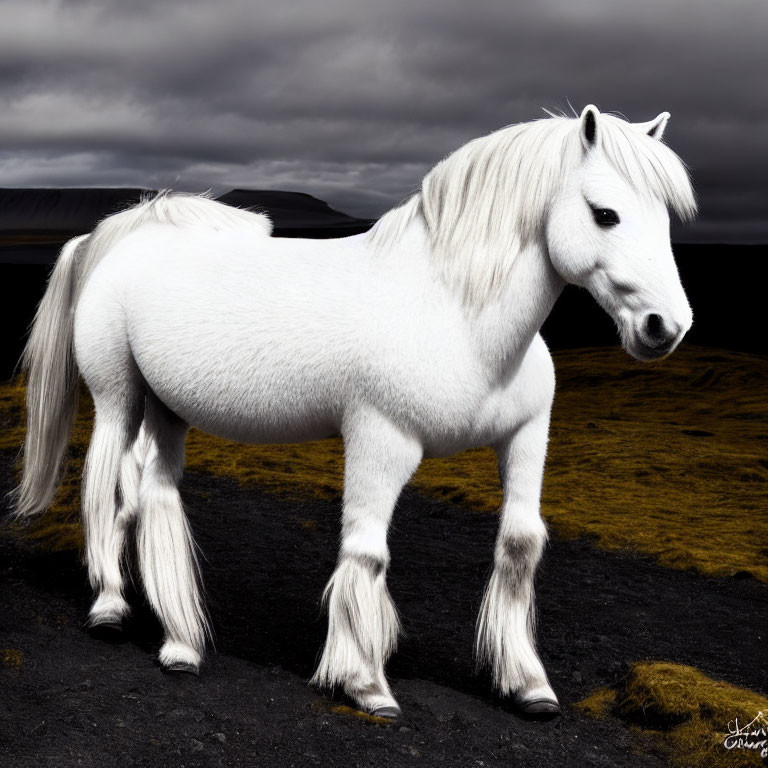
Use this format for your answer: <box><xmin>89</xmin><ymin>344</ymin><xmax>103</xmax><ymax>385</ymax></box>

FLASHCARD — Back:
<box><xmin>369</xmin><ymin>113</ymin><xmax>696</xmax><ymax>309</ymax></box>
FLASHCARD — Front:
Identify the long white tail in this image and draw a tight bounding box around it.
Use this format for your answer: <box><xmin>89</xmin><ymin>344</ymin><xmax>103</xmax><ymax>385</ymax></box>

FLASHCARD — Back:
<box><xmin>12</xmin><ymin>191</ymin><xmax>273</xmax><ymax>519</ymax></box>
<box><xmin>13</xmin><ymin>234</ymin><xmax>89</xmax><ymax>517</ymax></box>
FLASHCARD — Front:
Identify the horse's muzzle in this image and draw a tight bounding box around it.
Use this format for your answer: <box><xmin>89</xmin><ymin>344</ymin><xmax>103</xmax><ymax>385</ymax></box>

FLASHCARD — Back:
<box><xmin>631</xmin><ymin>312</ymin><xmax>685</xmax><ymax>360</ymax></box>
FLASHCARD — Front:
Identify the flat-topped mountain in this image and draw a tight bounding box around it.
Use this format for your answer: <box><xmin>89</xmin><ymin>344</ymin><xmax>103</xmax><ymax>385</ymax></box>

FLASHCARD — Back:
<box><xmin>216</xmin><ymin>189</ymin><xmax>374</xmax><ymax>235</ymax></box>
<box><xmin>0</xmin><ymin>187</ymin><xmax>375</xmax><ymax>241</ymax></box>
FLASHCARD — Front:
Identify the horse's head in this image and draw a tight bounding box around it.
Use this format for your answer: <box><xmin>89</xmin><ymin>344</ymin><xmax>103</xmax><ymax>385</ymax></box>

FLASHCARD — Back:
<box><xmin>546</xmin><ymin>105</ymin><xmax>696</xmax><ymax>361</ymax></box>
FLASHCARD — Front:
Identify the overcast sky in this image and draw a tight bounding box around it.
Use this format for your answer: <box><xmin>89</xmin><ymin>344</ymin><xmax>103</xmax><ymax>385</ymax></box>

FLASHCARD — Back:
<box><xmin>0</xmin><ymin>0</ymin><xmax>765</xmax><ymax>242</ymax></box>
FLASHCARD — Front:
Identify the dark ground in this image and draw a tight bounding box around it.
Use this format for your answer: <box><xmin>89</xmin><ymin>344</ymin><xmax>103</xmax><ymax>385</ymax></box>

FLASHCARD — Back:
<box><xmin>1</xmin><ymin>456</ymin><xmax>766</xmax><ymax>768</ymax></box>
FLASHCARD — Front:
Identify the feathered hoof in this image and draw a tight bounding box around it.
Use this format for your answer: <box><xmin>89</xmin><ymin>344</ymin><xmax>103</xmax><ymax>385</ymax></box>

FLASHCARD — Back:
<box><xmin>518</xmin><ymin>696</ymin><xmax>561</xmax><ymax>718</ymax></box>
<box><xmin>88</xmin><ymin>618</ymin><xmax>125</xmax><ymax>644</ymax></box>
<box><xmin>162</xmin><ymin>661</ymin><xmax>200</xmax><ymax>676</ymax></box>
<box><xmin>369</xmin><ymin>704</ymin><xmax>402</xmax><ymax>721</ymax></box>
<box><xmin>158</xmin><ymin>640</ymin><xmax>202</xmax><ymax>674</ymax></box>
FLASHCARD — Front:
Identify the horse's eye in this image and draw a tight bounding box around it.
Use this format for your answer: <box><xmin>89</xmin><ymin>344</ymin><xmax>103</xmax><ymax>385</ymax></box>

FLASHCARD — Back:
<box><xmin>591</xmin><ymin>207</ymin><xmax>620</xmax><ymax>227</ymax></box>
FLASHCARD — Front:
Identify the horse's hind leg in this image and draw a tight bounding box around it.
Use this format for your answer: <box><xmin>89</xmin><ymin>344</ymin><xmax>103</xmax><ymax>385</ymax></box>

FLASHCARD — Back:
<box><xmin>88</xmin><ymin>420</ymin><xmax>151</xmax><ymax>634</ymax></box>
<box><xmin>83</xmin><ymin>391</ymin><xmax>144</xmax><ymax>634</ymax></box>
<box><xmin>136</xmin><ymin>394</ymin><xmax>208</xmax><ymax>673</ymax></box>
<box><xmin>477</xmin><ymin>412</ymin><xmax>559</xmax><ymax>716</ymax></box>
<box><xmin>311</xmin><ymin>410</ymin><xmax>422</xmax><ymax>718</ymax></box>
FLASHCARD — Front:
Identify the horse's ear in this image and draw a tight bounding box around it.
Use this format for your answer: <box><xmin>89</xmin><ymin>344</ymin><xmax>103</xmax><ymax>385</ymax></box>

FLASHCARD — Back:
<box><xmin>636</xmin><ymin>111</ymin><xmax>671</xmax><ymax>140</ymax></box>
<box><xmin>579</xmin><ymin>105</ymin><xmax>600</xmax><ymax>150</ymax></box>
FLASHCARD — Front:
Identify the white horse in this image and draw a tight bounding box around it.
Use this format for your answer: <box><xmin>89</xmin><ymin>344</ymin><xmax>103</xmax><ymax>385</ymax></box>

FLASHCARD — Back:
<box><xmin>13</xmin><ymin>105</ymin><xmax>695</xmax><ymax>719</ymax></box>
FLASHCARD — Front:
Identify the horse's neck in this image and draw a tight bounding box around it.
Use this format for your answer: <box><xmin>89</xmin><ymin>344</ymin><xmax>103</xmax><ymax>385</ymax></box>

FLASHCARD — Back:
<box><xmin>469</xmin><ymin>242</ymin><xmax>565</xmax><ymax>378</ymax></box>
<box><xmin>373</xmin><ymin>214</ymin><xmax>564</xmax><ymax>377</ymax></box>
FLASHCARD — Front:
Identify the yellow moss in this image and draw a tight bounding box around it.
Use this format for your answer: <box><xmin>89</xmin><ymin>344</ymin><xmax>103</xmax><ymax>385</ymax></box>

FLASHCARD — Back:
<box><xmin>185</xmin><ymin>429</ymin><xmax>345</xmax><ymax>503</ymax></box>
<box><xmin>1</xmin><ymin>379</ymin><xmax>88</xmax><ymax>551</ymax></box>
<box><xmin>1</xmin><ymin>648</ymin><xmax>23</xmax><ymax>669</ymax></box>
<box><xmin>329</xmin><ymin>705</ymin><xmax>392</xmax><ymax>724</ymax></box>
<box><xmin>2</xmin><ymin>345</ymin><xmax>767</xmax><ymax>581</ymax></box>
<box><xmin>308</xmin><ymin>700</ymin><xmax>391</xmax><ymax>725</ymax></box>
<box><xmin>618</xmin><ymin>662</ymin><xmax>768</xmax><ymax>729</ymax></box>
<box><xmin>578</xmin><ymin>662</ymin><xmax>768</xmax><ymax>768</ymax></box>
<box><xmin>573</xmin><ymin>686</ymin><xmax>617</xmax><ymax>718</ymax></box>
<box><xmin>541</xmin><ymin>347</ymin><xmax>768</xmax><ymax>582</ymax></box>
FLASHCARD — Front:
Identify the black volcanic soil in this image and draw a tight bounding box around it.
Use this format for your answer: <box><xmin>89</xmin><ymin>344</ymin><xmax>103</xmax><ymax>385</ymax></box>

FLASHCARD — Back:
<box><xmin>1</xmin><ymin>457</ymin><xmax>766</xmax><ymax>768</ymax></box>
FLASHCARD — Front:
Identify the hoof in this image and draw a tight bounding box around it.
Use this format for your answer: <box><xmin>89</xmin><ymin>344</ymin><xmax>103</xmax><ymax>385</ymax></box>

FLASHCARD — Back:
<box><xmin>369</xmin><ymin>705</ymin><xmax>402</xmax><ymax>721</ymax></box>
<box><xmin>519</xmin><ymin>697</ymin><xmax>561</xmax><ymax>718</ymax></box>
<box><xmin>163</xmin><ymin>661</ymin><xmax>200</xmax><ymax>676</ymax></box>
<box><xmin>88</xmin><ymin>619</ymin><xmax>125</xmax><ymax>643</ymax></box>
<box><xmin>158</xmin><ymin>641</ymin><xmax>202</xmax><ymax>672</ymax></box>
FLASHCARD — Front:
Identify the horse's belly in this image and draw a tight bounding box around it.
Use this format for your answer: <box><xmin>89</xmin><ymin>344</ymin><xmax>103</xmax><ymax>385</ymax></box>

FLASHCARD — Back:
<box><xmin>179</xmin><ymin>404</ymin><xmax>338</xmax><ymax>445</ymax></box>
<box><xmin>130</xmin><ymin>322</ymin><xmax>342</xmax><ymax>444</ymax></box>
<box><xmin>141</xmin><ymin>359</ymin><xmax>340</xmax><ymax>444</ymax></box>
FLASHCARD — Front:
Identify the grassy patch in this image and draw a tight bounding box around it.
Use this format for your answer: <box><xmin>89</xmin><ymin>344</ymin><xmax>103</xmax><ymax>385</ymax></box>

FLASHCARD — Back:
<box><xmin>309</xmin><ymin>699</ymin><xmax>393</xmax><ymax>725</ymax></box>
<box><xmin>575</xmin><ymin>661</ymin><xmax>768</xmax><ymax>768</ymax></box>
<box><xmin>1</xmin><ymin>648</ymin><xmax>23</xmax><ymax>669</ymax></box>
<box><xmin>0</xmin><ymin>380</ymin><xmax>87</xmax><ymax>551</ymax></box>
<box><xmin>2</xmin><ymin>345</ymin><xmax>767</xmax><ymax>581</ymax></box>
<box><xmin>574</xmin><ymin>685</ymin><xmax>617</xmax><ymax>718</ymax></box>
<box><xmin>329</xmin><ymin>705</ymin><xmax>393</xmax><ymax>725</ymax></box>
<box><xmin>543</xmin><ymin>347</ymin><xmax>768</xmax><ymax>582</ymax></box>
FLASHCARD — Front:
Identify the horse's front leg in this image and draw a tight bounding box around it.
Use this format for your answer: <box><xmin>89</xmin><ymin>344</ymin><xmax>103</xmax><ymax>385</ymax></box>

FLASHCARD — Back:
<box><xmin>477</xmin><ymin>410</ymin><xmax>560</xmax><ymax>716</ymax></box>
<box><xmin>311</xmin><ymin>410</ymin><xmax>422</xmax><ymax>719</ymax></box>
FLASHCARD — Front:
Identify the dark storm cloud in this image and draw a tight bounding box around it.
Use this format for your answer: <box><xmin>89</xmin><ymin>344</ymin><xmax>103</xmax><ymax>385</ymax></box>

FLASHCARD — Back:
<box><xmin>0</xmin><ymin>0</ymin><xmax>765</xmax><ymax>240</ymax></box>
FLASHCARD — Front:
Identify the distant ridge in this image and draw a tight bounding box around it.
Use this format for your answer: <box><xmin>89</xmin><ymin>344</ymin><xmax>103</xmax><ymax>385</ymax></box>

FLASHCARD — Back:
<box><xmin>0</xmin><ymin>188</ymin><xmax>147</xmax><ymax>235</ymax></box>
<box><xmin>0</xmin><ymin>187</ymin><xmax>375</xmax><ymax>243</ymax></box>
<box><xmin>217</xmin><ymin>189</ymin><xmax>375</xmax><ymax>236</ymax></box>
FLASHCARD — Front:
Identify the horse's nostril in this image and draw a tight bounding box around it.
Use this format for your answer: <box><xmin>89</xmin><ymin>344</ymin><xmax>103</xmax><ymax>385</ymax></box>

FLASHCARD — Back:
<box><xmin>644</xmin><ymin>313</ymin><xmax>667</xmax><ymax>346</ymax></box>
<box><xmin>646</xmin><ymin>313</ymin><xmax>663</xmax><ymax>335</ymax></box>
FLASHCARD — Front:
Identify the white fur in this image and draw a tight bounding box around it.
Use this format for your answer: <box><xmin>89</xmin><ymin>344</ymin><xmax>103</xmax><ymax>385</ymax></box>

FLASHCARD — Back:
<box><xmin>15</xmin><ymin>107</ymin><xmax>695</xmax><ymax>715</ymax></box>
